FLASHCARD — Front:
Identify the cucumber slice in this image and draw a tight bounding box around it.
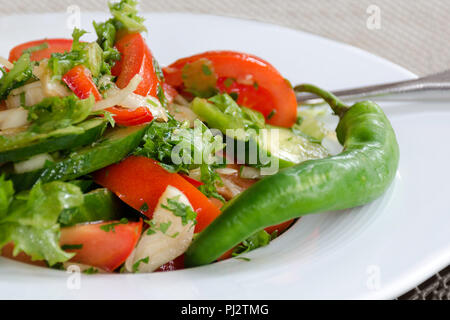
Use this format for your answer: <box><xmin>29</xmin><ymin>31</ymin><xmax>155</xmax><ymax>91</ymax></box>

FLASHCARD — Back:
<box><xmin>254</xmin><ymin>125</ymin><xmax>329</xmax><ymax>169</ymax></box>
<box><xmin>0</xmin><ymin>118</ymin><xmax>108</xmax><ymax>163</ymax></box>
<box><xmin>68</xmin><ymin>179</ymin><xmax>95</xmax><ymax>193</ymax></box>
<box><xmin>10</xmin><ymin>124</ymin><xmax>148</xmax><ymax>191</ymax></box>
<box><xmin>192</xmin><ymin>98</ymin><xmax>328</xmax><ymax>169</ymax></box>
<box><xmin>58</xmin><ymin>188</ymin><xmax>122</xmax><ymax>226</ymax></box>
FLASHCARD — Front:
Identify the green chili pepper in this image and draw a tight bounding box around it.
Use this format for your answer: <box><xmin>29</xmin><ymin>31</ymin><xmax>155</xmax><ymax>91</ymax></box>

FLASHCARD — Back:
<box><xmin>185</xmin><ymin>84</ymin><xmax>400</xmax><ymax>267</ymax></box>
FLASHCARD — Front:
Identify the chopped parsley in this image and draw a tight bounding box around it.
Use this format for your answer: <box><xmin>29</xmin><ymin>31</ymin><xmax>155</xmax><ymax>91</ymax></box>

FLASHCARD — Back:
<box><xmin>202</xmin><ymin>64</ymin><xmax>212</xmax><ymax>76</ymax></box>
<box><xmin>159</xmin><ymin>221</ymin><xmax>172</xmax><ymax>234</ymax></box>
<box><xmin>134</xmin><ymin>116</ymin><xmax>224</xmax><ymax>176</ymax></box>
<box><xmin>198</xmin><ymin>164</ymin><xmax>225</xmax><ymax>202</ymax></box>
<box><xmin>100</xmin><ymin>218</ymin><xmax>129</xmax><ymax>233</ymax></box>
<box><xmin>223</xmin><ymin>78</ymin><xmax>235</xmax><ymax>88</ymax></box>
<box><xmin>157</xmin><ymin>84</ymin><xmax>168</xmax><ymax>108</ymax></box>
<box><xmin>23</xmin><ymin>42</ymin><xmax>49</xmax><ymax>55</ymax></box>
<box><xmin>140</xmin><ymin>202</ymin><xmax>149</xmax><ymax>213</ymax></box>
<box><xmin>19</xmin><ymin>92</ymin><xmax>26</xmax><ymax>107</ymax></box>
<box><xmin>132</xmin><ymin>256</ymin><xmax>150</xmax><ymax>273</ymax></box>
<box><xmin>153</xmin><ymin>58</ymin><xmax>164</xmax><ymax>82</ymax></box>
<box><xmin>83</xmin><ymin>267</ymin><xmax>99</xmax><ymax>275</ymax></box>
<box><xmin>61</xmin><ymin>244</ymin><xmax>83</xmax><ymax>250</ymax></box>
<box><xmin>92</xmin><ymin>110</ymin><xmax>116</xmax><ymax>127</ymax></box>
<box><xmin>232</xmin><ymin>230</ymin><xmax>273</xmax><ymax>258</ymax></box>
<box><xmin>267</xmin><ymin>109</ymin><xmax>277</xmax><ymax>120</ymax></box>
<box><xmin>182</xmin><ymin>58</ymin><xmax>218</xmax><ymax>98</ymax></box>
<box><xmin>161</xmin><ymin>196</ymin><xmax>197</xmax><ymax>226</ymax></box>
<box><xmin>229</xmin><ymin>92</ymin><xmax>239</xmax><ymax>101</ymax></box>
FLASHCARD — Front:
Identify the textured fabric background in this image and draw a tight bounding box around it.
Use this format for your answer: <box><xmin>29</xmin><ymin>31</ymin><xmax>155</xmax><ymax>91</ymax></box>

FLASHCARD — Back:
<box><xmin>0</xmin><ymin>0</ymin><xmax>449</xmax><ymax>76</ymax></box>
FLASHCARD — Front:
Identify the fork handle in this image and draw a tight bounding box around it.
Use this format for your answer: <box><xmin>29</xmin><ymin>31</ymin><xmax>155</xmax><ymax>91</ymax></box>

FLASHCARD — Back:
<box><xmin>295</xmin><ymin>69</ymin><xmax>450</xmax><ymax>104</ymax></box>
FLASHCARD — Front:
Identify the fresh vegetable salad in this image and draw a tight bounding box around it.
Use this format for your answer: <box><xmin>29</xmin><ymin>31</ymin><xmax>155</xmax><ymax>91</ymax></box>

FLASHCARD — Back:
<box><xmin>0</xmin><ymin>0</ymin><xmax>399</xmax><ymax>273</ymax></box>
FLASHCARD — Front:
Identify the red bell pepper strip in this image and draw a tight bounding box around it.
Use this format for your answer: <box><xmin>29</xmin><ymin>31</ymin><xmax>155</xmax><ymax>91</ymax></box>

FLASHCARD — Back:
<box><xmin>112</xmin><ymin>33</ymin><xmax>161</xmax><ymax>97</ymax></box>
<box><xmin>62</xmin><ymin>65</ymin><xmax>102</xmax><ymax>101</ymax></box>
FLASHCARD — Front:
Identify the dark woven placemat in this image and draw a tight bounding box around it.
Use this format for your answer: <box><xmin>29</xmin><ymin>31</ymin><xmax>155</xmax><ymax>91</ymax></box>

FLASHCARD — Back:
<box><xmin>398</xmin><ymin>265</ymin><xmax>450</xmax><ymax>300</ymax></box>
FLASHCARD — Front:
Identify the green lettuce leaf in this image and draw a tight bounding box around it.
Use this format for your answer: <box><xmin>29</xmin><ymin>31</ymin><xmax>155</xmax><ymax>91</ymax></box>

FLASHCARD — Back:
<box><xmin>0</xmin><ymin>53</ymin><xmax>33</xmax><ymax>100</ymax></box>
<box><xmin>0</xmin><ymin>180</ymin><xmax>84</xmax><ymax>265</ymax></box>
<box><xmin>26</xmin><ymin>94</ymin><xmax>94</xmax><ymax>133</ymax></box>
<box><xmin>48</xmin><ymin>28</ymin><xmax>105</xmax><ymax>79</ymax></box>
<box><xmin>109</xmin><ymin>0</ymin><xmax>147</xmax><ymax>33</ymax></box>
<box><xmin>0</xmin><ymin>176</ymin><xmax>14</xmax><ymax>219</ymax></box>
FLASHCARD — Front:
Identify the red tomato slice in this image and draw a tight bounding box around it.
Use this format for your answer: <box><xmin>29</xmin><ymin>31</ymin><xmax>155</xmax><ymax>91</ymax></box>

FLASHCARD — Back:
<box><xmin>93</xmin><ymin>156</ymin><xmax>222</xmax><ymax>233</ymax></box>
<box><xmin>163</xmin><ymin>51</ymin><xmax>297</xmax><ymax>127</ymax></box>
<box><xmin>60</xmin><ymin>220</ymin><xmax>143</xmax><ymax>272</ymax></box>
<box><xmin>112</xmin><ymin>33</ymin><xmax>160</xmax><ymax>97</ymax></box>
<box><xmin>1</xmin><ymin>242</ymin><xmax>47</xmax><ymax>267</ymax></box>
<box><xmin>9</xmin><ymin>38</ymin><xmax>73</xmax><ymax>62</ymax></box>
<box><xmin>216</xmin><ymin>77</ymin><xmax>276</xmax><ymax>118</ymax></box>
<box><xmin>62</xmin><ymin>65</ymin><xmax>102</xmax><ymax>101</ymax></box>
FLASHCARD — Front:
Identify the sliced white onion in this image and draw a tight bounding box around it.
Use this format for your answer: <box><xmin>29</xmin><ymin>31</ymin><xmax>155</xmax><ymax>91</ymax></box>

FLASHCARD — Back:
<box><xmin>168</xmin><ymin>104</ymin><xmax>197</xmax><ymax>125</ymax></box>
<box><xmin>38</xmin><ymin>61</ymin><xmax>71</xmax><ymax>97</ymax></box>
<box><xmin>0</xmin><ymin>56</ymin><xmax>13</xmax><ymax>70</ymax></box>
<box><xmin>93</xmin><ymin>74</ymin><xmax>168</xmax><ymax>122</ymax></box>
<box><xmin>14</xmin><ymin>153</ymin><xmax>53</xmax><ymax>174</ymax></box>
<box><xmin>188</xmin><ymin>168</ymin><xmax>202</xmax><ymax>181</ymax></box>
<box><xmin>237</xmin><ymin>74</ymin><xmax>255</xmax><ymax>86</ymax></box>
<box><xmin>10</xmin><ymin>81</ymin><xmax>41</xmax><ymax>96</ymax></box>
<box><xmin>215</xmin><ymin>167</ymin><xmax>238</xmax><ymax>175</ymax></box>
<box><xmin>239</xmin><ymin>166</ymin><xmax>262</xmax><ymax>180</ymax></box>
<box><xmin>173</xmin><ymin>94</ymin><xmax>190</xmax><ymax>107</ymax></box>
<box><xmin>0</xmin><ymin>107</ymin><xmax>29</xmax><ymax>130</ymax></box>
<box><xmin>6</xmin><ymin>81</ymin><xmax>46</xmax><ymax>109</ymax></box>
<box><xmin>41</xmin><ymin>73</ymin><xmax>71</xmax><ymax>98</ymax></box>
<box><xmin>92</xmin><ymin>75</ymin><xmax>142</xmax><ymax>112</ymax></box>
<box><xmin>322</xmin><ymin>132</ymin><xmax>343</xmax><ymax>156</ymax></box>
<box><xmin>120</xmin><ymin>93</ymin><xmax>168</xmax><ymax>122</ymax></box>
<box><xmin>125</xmin><ymin>186</ymin><xmax>195</xmax><ymax>273</ymax></box>
<box><xmin>220</xmin><ymin>177</ymin><xmax>244</xmax><ymax>198</ymax></box>
<box><xmin>32</xmin><ymin>63</ymin><xmax>45</xmax><ymax>79</ymax></box>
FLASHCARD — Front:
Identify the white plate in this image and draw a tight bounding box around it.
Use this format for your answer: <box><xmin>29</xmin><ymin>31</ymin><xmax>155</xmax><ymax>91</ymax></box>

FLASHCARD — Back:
<box><xmin>0</xmin><ymin>12</ymin><xmax>449</xmax><ymax>300</ymax></box>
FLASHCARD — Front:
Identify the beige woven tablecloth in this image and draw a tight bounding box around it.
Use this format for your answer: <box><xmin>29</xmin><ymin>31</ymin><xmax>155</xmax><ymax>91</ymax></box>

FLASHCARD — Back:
<box><xmin>1</xmin><ymin>0</ymin><xmax>449</xmax><ymax>76</ymax></box>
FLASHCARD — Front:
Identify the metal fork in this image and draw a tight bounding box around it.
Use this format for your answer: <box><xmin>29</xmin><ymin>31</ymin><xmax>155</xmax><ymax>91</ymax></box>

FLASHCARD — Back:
<box><xmin>296</xmin><ymin>69</ymin><xmax>450</xmax><ymax>105</ymax></box>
